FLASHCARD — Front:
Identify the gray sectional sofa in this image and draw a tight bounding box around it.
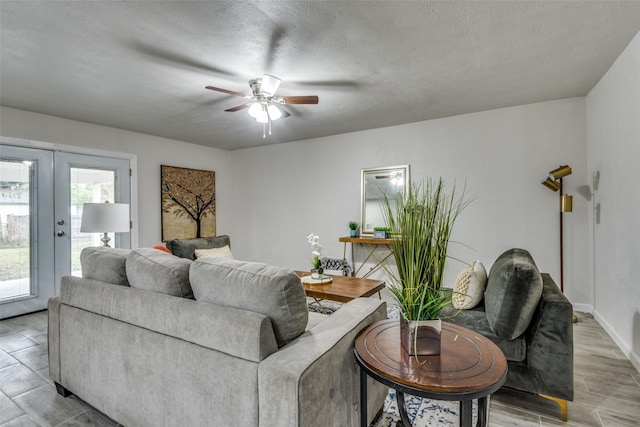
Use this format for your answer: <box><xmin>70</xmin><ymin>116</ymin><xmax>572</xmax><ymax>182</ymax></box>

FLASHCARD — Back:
<box><xmin>48</xmin><ymin>247</ymin><xmax>388</xmax><ymax>426</ymax></box>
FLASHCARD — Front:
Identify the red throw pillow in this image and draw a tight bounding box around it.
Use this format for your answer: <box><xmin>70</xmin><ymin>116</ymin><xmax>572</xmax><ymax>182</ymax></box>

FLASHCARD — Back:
<box><xmin>153</xmin><ymin>245</ymin><xmax>172</xmax><ymax>254</ymax></box>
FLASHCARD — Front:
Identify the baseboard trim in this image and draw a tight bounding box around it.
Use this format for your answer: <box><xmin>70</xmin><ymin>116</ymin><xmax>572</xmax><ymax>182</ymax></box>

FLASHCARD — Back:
<box><xmin>572</xmin><ymin>303</ymin><xmax>593</xmax><ymax>314</ymax></box>
<box><xmin>593</xmin><ymin>310</ymin><xmax>640</xmax><ymax>374</ymax></box>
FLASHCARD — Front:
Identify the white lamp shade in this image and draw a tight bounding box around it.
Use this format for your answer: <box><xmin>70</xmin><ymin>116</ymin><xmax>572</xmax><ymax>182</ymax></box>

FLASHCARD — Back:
<box><xmin>267</xmin><ymin>104</ymin><xmax>282</xmax><ymax>120</ymax></box>
<box><xmin>256</xmin><ymin>107</ymin><xmax>268</xmax><ymax>123</ymax></box>
<box><xmin>248</xmin><ymin>102</ymin><xmax>262</xmax><ymax>118</ymax></box>
<box><xmin>81</xmin><ymin>203</ymin><xmax>130</xmax><ymax>233</ymax></box>
<box><xmin>260</xmin><ymin>74</ymin><xmax>282</xmax><ymax>96</ymax></box>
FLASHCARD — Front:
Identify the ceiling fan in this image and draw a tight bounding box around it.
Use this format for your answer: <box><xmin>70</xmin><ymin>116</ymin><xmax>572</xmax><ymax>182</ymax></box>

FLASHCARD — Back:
<box><xmin>206</xmin><ymin>74</ymin><xmax>319</xmax><ymax>137</ymax></box>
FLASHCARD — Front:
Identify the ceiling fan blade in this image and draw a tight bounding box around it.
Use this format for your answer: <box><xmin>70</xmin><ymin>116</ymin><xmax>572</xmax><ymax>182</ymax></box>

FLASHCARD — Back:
<box><xmin>205</xmin><ymin>86</ymin><xmax>251</xmax><ymax>98</ymax></box>
<box><xmin>224</xmin><ymin>104</ymin><xmax>251</xmax><ymax>112</ymax></box>
<box><xmin>280</xmin><ymin>108</ymin><xmax>291</xmax><ymax>118</ymax></box>
<box><xmin>280</xmin><ymin>95</ymin><xmax>319</xmax><ymax>105</ymax></box>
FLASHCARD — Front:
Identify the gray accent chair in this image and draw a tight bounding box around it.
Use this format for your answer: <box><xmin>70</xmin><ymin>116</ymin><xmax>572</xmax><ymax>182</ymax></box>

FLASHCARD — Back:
<box><xmin>441</xmin><ymin>248</ymin><xmax>574</xmax><ymax>421</ymax></box>
<box><xmin>48</xmin><ymin>247</ymin><xmax>388</xmax><ymax>427</ymax></box>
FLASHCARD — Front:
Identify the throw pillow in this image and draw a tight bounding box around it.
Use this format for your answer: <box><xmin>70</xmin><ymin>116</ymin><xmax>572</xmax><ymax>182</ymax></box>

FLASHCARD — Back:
<box><xmin>126</xmin><ymin>248</ymin><xmax>194</xmax><ymax>298</ymax></box>
<box><xmin>190</xmin><ymin>258</ymin><xmax>308</xmax><ymax>348</ymax></box>
<box><xmin>153</xmin><ymin>245</ymin><xmax>172</xmax><ymax>254</ymax></box>
<box><xmin>194</xmin><ymin>245</ymin><xmax>233</xmax><ymax>259</ymax></box>
<box><xmin>484</xmin><ymin>248</ymin><xmax>543</xmax><ymax>340</ymax></box>
<box><xmin>452</xmin><ymin>260</ymin><xmax>487</xmax><ymax>309</ymax></box>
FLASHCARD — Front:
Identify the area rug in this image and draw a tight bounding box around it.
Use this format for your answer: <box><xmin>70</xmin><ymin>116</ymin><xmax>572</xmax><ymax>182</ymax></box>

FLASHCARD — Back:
<box><xmin>372</xmin><ymin>389</ymin><xmax>477</xmax><ymax>427</ymax></box>
<box><xmin>306</xmin><ymin>298</ymin><xmax>343</xmax><ymax>314</ymax></box>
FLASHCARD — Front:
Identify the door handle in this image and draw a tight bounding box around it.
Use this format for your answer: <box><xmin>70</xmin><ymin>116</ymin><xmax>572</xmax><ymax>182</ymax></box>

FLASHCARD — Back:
<box><xmin>57</xmin><ymin>230</ymin><xmax>65</xmax><ymax>237</ymax></box>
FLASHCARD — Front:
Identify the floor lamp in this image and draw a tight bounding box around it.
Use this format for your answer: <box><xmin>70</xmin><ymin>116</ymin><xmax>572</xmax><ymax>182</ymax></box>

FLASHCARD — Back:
<box><xmin>81</xmin><ymin>201</ymin><xmax>130</xmax><ymax>247</ymax></box>
<box><xmin>541</xmin><ymin>165</ymin><xmax>577</xmax><ymax>322</ymax></box>
<box><xmin>541</xmin><ymin>165</ymin><xmax>573</xmax><ymax>292</ymax></box>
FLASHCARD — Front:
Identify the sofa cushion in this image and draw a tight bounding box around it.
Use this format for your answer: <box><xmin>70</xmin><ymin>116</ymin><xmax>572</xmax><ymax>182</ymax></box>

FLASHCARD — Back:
<box><xmin>452</xmin><ymin>260</ymin><xmax>487</xmax><ymax>309</ymax></box>
<box><xmin>441</xmin><ymin>305</ymin><xmax>526</xmax><ymax>361</ymax></box>
<box><xmin>194</xmin><ymin>245</ymin><xmax>233</xmax><ymax>259</ymax></box>
<box><xmin>80</xmin><ymin>246</ymin><xmax>131</xmax><ymax>286</ymax></box>
<box><xmin>126</xmin><ymin>248</ymin><xmax>193</xmax><ymax>298</ymax></box>
<box><xmin>190</xmin><ymin>258</ymin><xmax>308</xmax><ymax>347</ymax></box>
<box><xmin>166</xmin><ymin>235</ymin><xmax>231</xmax><ymax>260</ymax></box>
<box><xmin>484</xmin><ymin>248</ymin><xmax>543</xmax><ymax>340</ymax></box>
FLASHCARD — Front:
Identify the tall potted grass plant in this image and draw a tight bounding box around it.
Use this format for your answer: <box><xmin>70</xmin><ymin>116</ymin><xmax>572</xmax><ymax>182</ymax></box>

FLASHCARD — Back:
<box><xmin>382</xmin><ymin>178</ymin><xmax>471</xmax><ymax>356</ymax></box>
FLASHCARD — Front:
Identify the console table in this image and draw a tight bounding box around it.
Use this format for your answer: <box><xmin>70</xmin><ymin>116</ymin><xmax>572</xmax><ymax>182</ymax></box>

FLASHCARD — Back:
<box><xmin>339</xmin><ymin>236</ymin><xmax>393</xmax><ymax>278</ymax></box>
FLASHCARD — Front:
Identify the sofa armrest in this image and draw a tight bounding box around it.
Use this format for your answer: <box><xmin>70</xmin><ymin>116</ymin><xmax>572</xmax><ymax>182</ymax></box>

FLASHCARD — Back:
<box><xmin>258</xmin><ymin>298</ymin><xmax>388</xmax><ymax>427</ymax></box>
<box><xmin>47</xmin><ymin>296</ymin><xmax>62</xmax><ymax>384</ymax></box>
<box><xmin>509</xmin><ymin>274</ymin><xmax>574</xmax><ymax>400</ymax></box>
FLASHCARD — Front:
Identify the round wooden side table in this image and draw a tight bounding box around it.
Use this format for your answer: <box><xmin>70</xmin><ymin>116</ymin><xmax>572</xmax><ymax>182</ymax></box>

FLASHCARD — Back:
<box><xmin>355</xmin><ymin>319</ymin><xmax>507</xmax><ymax>427</ymax></box>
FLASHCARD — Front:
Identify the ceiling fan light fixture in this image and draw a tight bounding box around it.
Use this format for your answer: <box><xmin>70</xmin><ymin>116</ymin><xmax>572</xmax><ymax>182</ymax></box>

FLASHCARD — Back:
<box><xmin>260</xmin><ymin>74</ymin><xmax>282</xmax><ymax>96</ymax></box>
<box><xmin>267</xmin><ymin>104</ymin><xmax>282</xmax><ymax>120</ymax></box>
<box><xmin>248</xmin><ymin>102</ymin><xmax>262</xmax><ymax>118</ymax></box>
<box><xmin>256</xmin><ymin>106</ymin><xmax>269</xmax><ymax>123</ymax></box>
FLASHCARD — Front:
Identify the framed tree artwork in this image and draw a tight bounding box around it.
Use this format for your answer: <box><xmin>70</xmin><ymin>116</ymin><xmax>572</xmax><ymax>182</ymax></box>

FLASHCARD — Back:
<box><xmin>161</xmin><ymin>165</ymin><xmax>216</xmax><ymax>241</ymax></box>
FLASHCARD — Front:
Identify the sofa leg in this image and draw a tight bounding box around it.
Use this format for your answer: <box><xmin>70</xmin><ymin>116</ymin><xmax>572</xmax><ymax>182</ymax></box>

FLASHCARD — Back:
<box><xmin>539</xmin><ymin>394</ymin><xmax>567</xmax><ymax>422</ymax></box>
<box><xmin>55</xmin><ymin>382</ymin><xmax>73</xmax><ymax>398</ymax></box>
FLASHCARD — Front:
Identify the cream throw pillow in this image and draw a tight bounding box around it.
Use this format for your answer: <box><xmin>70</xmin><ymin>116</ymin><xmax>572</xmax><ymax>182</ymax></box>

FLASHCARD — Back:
<box><xmin>452</xmin><ymin>260</ymin><xmax>487</xmax><ymax>309</ymax></box>
<box><xmin>194</xmin><ymin>245</ymin><xmax>233</xmax><ymax>260</ymax></box>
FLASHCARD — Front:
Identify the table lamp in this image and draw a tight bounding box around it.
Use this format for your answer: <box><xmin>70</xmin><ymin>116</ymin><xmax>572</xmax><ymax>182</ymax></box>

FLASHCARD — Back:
<box><xmin>80</xmin><ymin>201</ymin><xmax>130</xmax><ymax>247</ymax></box>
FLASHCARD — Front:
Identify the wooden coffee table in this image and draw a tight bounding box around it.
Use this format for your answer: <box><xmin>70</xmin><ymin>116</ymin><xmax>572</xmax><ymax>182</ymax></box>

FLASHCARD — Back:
<box><xmin>355</xmin><ymin>320</ymin><xmax>507</xmax><ymax>427</ymax></box>
<box><xmin>295</xmin><ymin>271</ymin><xmax>385</xmax><ymax>314</ymax></box>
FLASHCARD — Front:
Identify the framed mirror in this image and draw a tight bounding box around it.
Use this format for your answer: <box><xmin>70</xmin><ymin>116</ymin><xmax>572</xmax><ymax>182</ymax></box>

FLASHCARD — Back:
<box><xmin>360</xmin><ymin>165</ymin><xmax>410</xmax><ymax>234</ymax></box>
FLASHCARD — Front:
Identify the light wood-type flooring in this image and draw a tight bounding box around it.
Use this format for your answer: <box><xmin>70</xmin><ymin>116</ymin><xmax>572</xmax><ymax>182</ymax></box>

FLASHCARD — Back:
<box><xmin>1</xmin><ymin>310</ymin><xmax>638</xmax><ymax>426</ymax></box>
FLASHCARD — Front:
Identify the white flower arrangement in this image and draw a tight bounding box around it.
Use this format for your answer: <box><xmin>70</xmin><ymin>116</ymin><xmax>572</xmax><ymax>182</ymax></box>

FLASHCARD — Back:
<box><xmin>306</xmin><ymin>233</ymin><xmax>323</xmax><ymax>269</ymax></box>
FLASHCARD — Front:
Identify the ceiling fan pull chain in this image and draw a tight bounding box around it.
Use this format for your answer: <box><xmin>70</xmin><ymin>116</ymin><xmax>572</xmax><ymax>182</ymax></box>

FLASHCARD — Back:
<box><xmin>268</xmin><ymin>116</ymin><xmax>272</xmax><ymax>136</ymax></box>
<box><xmin>262</xmin><ymin>122</ymin><xmax>266</xmax><ymax>139</ymax></box>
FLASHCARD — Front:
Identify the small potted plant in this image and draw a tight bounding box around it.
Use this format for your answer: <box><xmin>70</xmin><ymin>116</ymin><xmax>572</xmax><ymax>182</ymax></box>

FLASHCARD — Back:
<box><xmin>373</xmin><ymin>226</ymin><xmax>390</xmax><ymax>239</ymax></box>
<box><xmin>348</xmin><ymin>221</ymin><xmax>359</xmax><ymax>237</ymax></box>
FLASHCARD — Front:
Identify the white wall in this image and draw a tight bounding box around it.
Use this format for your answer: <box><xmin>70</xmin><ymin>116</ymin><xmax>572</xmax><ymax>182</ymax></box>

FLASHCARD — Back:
<box><xmin>0</xmin><ymin>106</ymin><xmax>232</xmax><ymax>247</ymax></box>
<box><xmin>586</xmin><ymin>31</ymin><xmax>640</xmax><ymax>371</ymax></box>
<box><xmin>2</xmin><ymin>100</ymin><xmax>594</xmax><ymax>308</ymax></box>
<box><xmin>231</xmin><ymin>98</ymin><xmax>590</xmax><ymax>307</ymax></box>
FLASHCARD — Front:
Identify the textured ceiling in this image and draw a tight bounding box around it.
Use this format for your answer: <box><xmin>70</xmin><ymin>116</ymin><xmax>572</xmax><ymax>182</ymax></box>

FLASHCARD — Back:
<box><xmin>2</xmin><ymin>1</ymin><xmax>640</xmax><ymax>150</ymax></box>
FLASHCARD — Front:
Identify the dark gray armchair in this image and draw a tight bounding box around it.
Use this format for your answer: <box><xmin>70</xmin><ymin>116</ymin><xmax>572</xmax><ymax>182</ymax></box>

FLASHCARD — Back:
<box><xmin>442</xmin><ymin>249</ymin><xmax>574</xmax><ymax>421</ymax></box>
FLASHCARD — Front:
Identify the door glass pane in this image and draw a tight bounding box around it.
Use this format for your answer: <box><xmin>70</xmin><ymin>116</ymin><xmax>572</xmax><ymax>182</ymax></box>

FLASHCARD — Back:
<box><xmin>71</xmin><ymin>168</ymin><xmax>115</xmax><ymax>277</ymax></box>
<box><xmin>0</xmin><ymin>160</ymin><xmax>32</xmax><ymax>301</ymax></box>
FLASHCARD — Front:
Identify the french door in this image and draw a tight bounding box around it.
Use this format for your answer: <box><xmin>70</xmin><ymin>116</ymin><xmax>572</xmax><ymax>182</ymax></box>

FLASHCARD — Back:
<box><xmin>0</xmin><ymin>145</ymin><xmax>130</xmax><ymax>319</ymax></box>
<box><xmin>53</xmin><ymin>152</ymin><xmax>130</xmax><ymax>289</ymax></box>
<box><xmin>0</xmin><ymin>146</ymin><xmax>54</xmax><ymax>319</ymax></box>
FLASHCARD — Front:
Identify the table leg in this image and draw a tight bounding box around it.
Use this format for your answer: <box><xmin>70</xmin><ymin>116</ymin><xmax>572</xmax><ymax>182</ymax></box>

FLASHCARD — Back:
<box><xmin>396</xmin><ymin>390</ymin><xmax>412</xmax><ymax>427</ymax></box>
<box><xmin>342</xmin><ymin>241</ymin><xmax>349</xmax><ymax>276</ymax></box>
<box><xmin>477</xmin><ymin>396</ymin><xmax>488</xmax><ymax>427</ymax></box>
<box><xmin>309</xmin><ymin>297</ymin><xmax>328</xmax><ymax>314</ymax></box>
<box><xmin>350</xmin><ymin>241</ymin><xmax>355</xmax><ymax>277</ymax></box>
<box><xmin>460</xmin><ymin>400</ymin><xmax>472</xmax><ymax>427</ymax></box>
<box><xmin>361</xmin><ymin>247</ymin><xmax>394</xmax><ymax>279</ymax></box>
<box><xmin>360</xmin><ymin>368</ymin><xmax>368</xmax><ymax>427</ymax></box>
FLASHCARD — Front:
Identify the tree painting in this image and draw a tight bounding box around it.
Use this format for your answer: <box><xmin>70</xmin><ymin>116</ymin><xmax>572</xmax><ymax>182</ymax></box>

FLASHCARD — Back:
<box><xmin>161</xmin><ymin>165</ymin><xmax>216</xmax><ymax>241</ymax></box>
